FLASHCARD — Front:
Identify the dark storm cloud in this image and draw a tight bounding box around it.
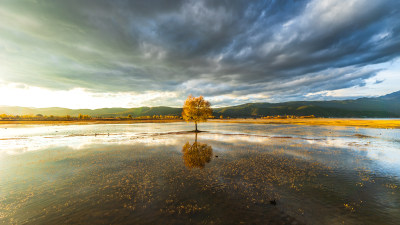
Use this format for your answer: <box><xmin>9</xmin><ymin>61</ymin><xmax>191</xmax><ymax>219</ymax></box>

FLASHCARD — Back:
<box><xmin>0</xmin><ymin>0</ymin><xmax>399</xmax><ymax>103</ymax></box>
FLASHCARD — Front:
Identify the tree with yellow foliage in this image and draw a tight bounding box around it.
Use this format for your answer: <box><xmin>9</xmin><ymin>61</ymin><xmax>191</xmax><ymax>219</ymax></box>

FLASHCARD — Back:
<box><xmin>182</xmin><ymin>95</ymin><xmax>212</xmax><ymax>132</ymax></box>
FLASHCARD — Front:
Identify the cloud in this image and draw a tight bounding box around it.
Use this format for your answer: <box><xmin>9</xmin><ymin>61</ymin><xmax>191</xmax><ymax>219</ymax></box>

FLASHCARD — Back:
<box><xmin>0</xmin><ymin>0</ymin><xmax>399</xmax><ymax>107</ymax></box>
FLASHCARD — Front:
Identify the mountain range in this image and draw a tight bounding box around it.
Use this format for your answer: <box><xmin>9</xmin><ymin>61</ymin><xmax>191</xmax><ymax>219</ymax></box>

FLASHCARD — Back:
<box><xmin>1</xmin><ymin>91</ymin><xmax>399</xmax><ymax>118</ymax></box>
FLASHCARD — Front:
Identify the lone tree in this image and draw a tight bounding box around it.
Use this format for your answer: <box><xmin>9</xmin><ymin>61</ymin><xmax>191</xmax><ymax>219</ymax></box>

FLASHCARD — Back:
<box><xmin>182</xmin><ymin>95</ymin><xmax>212</xmax><ymax>132</ymax></box>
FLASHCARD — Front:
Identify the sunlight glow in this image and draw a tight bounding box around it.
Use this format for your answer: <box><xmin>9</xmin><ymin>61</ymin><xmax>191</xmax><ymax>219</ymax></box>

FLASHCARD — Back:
<box><xmin>0</xmin><ymin>81</ymin><xmax>178</xmax><ymax>109</ymax></box>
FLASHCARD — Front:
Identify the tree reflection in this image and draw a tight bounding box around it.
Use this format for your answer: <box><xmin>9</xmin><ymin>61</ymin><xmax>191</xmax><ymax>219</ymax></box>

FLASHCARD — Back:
<box><xmin>182</xmin><ymin>133</ymin><xmax>213</xmax><ymax>169</ymax></box>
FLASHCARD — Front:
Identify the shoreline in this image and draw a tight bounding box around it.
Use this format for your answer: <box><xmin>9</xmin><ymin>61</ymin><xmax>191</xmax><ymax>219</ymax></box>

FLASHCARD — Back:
<box><xmin>0</xmin><ymin>118</ymin><xmax>400</xmax><ymax>129</ymax></box>
<box><xmin>210</xmin><ymin>118</ymin><xmax>400</xmax><ymax>129</ymax></box>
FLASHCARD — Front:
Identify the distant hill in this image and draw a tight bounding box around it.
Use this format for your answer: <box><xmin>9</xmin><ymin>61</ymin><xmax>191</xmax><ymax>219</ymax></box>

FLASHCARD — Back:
<box><xmin>0</xmin><ymin>106</ymin><xmax>182</xmax><ymax>117</ymax></box>
<box><xmin>1</xmin><ymin>91</ymin><xmax>400</xmax><ymax>118</ymax></box>
<box><xmin>214</xmin><ymin>91</ymin><xmax>400</xmax><ymax>118</ymax></box>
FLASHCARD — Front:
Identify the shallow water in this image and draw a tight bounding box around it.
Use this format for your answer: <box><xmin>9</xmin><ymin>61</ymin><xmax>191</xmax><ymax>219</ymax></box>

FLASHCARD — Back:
<box><xmin>0</xmin><ymin>122</ymin><xmax>399</xmax><ymax>224</ymax></box>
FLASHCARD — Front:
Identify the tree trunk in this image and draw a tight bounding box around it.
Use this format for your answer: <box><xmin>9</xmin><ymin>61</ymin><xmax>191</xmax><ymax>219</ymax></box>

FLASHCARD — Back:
<box><xmin>195</xmin><ymin>122</ymin><xmax>198</xmax><ymax>132</ymax></box>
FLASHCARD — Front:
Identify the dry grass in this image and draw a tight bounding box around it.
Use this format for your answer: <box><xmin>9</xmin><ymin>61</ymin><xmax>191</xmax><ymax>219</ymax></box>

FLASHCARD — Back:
<box><xmin>0</xmin><ymin>119</ymin><xmax>183</xmax><ymax>125</ymax></box>
<box><xmin>1</xmin><ymin>118</ymin><xmax>400</xmax><ymax>129</ymax></box>
<box><xmin>211</xmin><ymin>118</ymin><xmax>400</xmax><ymax>129</ymax></box>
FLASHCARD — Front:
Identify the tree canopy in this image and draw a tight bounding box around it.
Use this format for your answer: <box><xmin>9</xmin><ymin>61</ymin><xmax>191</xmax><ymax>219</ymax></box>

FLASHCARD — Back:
<box><xmin>182</xmin><ymin>95</ymin><xmax>212</xmax><ymax>132</ymax></box>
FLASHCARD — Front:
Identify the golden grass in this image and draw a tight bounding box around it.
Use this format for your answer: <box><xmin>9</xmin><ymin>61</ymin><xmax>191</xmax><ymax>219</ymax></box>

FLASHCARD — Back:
<box><xmin>210</xmin><ymin>118</ymin><xmax>400</xmax><ymax>129</ymax></box>
<box><xmin>0</xmin><ymin>119</ymin><xmax>183</xmax><ymax>125</ymax></box>
<box><xmin>1</xmin><ymin>118</ymin><xmax>399</xmax><ymax>129</ymax></box>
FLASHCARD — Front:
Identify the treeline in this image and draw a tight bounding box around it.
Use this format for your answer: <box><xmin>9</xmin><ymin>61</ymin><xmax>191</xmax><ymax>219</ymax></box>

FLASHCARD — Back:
<box><xmin>0</xmin><ymin>114</ymin><xmax>182</xmax><ymax>121</ymax></box>
<box><xmin>0</xmin><ymin>114</ymin><xmax>78</xmax><ymax>121</ymax></box>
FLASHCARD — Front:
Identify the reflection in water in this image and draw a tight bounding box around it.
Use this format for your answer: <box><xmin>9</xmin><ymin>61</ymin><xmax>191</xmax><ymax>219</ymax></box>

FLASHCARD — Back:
<box><xmin>182</xmin><ymin>133</ymin><xmax>213</xmax><ymax>169</ymax></box>
<box><xmin>1</xmin><ymin>123</ymin><xmax>400</xmax><ymax>224</ymax></box>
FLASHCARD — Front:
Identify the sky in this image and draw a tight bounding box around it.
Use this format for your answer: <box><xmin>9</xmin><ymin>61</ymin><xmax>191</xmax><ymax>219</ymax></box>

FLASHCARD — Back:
<box><xmin>0</xmin><ymin>0</ymin><xmax>399</xmax><ymax>109</ymax></box>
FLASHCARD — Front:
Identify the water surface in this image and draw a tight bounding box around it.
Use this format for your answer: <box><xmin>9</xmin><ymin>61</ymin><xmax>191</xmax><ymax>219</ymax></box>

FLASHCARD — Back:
<box><xmin>1</xmin><ymin>122</ymin><xmax>399</xmax><ymax>224</ymax></box>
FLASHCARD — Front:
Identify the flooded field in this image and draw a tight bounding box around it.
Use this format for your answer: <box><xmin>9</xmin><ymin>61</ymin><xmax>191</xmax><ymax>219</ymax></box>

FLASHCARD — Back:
<box><xmin>1</xmin><ymin>122</ymin><xmax>399</xmax><ymax>224</ymax></box>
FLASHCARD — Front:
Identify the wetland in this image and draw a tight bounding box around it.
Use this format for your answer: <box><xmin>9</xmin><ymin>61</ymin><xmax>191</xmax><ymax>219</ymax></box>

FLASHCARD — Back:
<box><xmin>0</xmin><ymin>122</ymin><xmax>399</xmax><ymax>224</ymax></box>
